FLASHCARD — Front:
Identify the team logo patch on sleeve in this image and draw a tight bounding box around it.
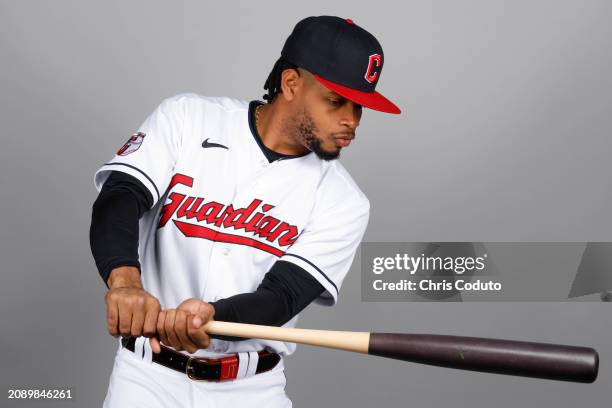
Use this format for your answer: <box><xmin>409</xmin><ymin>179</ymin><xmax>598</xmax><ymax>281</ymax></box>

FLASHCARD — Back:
<box><xmin>117</xmin><ymin>132</ymin><xmax>146</xmax><ymax>156</ymax></box>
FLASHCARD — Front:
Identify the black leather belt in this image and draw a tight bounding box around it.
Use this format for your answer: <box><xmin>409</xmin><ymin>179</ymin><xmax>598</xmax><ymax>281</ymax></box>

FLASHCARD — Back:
<box><xmin>121</xmin><ymin>337</ymin><xmax>281</xmax><ymax>381</ymax></box>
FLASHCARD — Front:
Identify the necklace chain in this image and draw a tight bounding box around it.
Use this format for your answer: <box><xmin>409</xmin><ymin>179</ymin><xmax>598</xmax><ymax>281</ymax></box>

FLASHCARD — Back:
<box><xmin>255</xmin><ymin>104</ymin><xmax>262</xmax><ymax>130</ymax></box>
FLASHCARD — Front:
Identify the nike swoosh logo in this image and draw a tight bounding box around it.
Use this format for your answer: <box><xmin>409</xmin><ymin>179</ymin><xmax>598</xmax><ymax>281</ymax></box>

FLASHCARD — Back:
<box><xmin>201</xmin><ymin>138</ymin><xmax>229</xmax><ymax>150</ymax></box>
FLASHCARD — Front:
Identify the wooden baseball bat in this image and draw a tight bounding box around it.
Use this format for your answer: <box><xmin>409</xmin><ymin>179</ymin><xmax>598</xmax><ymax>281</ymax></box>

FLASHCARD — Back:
<box><xmin>204</xmin><ymin>321</ymin><xmax>598</xmax><ymax>383</ymax></box>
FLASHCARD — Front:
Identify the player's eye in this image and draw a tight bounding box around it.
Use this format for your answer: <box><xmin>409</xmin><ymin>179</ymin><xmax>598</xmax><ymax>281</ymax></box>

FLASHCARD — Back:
<box><xmin>328</xmin><ymin>98</ymin><xmax>343</xmax><ymax>107</ymax></box>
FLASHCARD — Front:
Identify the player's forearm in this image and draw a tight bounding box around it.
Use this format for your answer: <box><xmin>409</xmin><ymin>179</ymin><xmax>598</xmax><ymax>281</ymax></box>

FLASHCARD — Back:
<box><xmin>210</xmin><ymin>290</ymin><xmax>292</xmax><ymax>341</ymax></box>
<box><xmin>90</xmin><ymin>188</ymin><xmax>141</xmax><ymax>285</ymax></box>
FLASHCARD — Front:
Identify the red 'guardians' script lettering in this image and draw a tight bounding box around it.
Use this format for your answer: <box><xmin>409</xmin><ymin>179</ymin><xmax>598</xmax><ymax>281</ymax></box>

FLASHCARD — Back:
<box><xmin>158</xmin><ymin>174</ymin><xmax>300</xmax><ymax>256</ymax></box>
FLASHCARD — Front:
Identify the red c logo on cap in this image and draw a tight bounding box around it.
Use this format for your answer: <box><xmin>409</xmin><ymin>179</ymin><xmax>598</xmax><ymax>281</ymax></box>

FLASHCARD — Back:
<box><xmin>364</xmin><ymin>54</ymin><xmax>382</xmax><ymax>84</ymax></box>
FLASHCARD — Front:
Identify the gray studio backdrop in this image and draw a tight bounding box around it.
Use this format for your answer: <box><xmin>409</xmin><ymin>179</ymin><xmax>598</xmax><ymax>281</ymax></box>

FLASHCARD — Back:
<box><xmin>1</xmin><ymin>1</ymin><xmax>610</xmax><ymax>407</ymax></box>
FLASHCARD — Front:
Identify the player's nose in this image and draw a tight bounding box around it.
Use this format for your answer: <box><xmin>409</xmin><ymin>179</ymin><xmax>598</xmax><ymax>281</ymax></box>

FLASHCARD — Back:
<box><xmin>339</xmin><ymin>102</ymin><xmax>362</xmax><ymax>130</ymax></box>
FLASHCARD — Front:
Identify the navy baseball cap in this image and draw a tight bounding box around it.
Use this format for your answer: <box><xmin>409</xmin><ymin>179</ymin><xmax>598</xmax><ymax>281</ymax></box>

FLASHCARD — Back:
<box><xmin>281</xmin><ymin>16</ymin><xmax>401</xmax><ymax>114</ymax></box>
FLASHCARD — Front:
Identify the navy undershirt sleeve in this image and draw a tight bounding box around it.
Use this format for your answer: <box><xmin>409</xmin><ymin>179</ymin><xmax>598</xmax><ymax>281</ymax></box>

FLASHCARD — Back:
<box><xmin>89</xmin><ymin>171</ymin><xmax>325</xmax><ymax>336</ymax></box>
<box><xmin>89</xmin><ymin>171</ymin><xmax>153</xmax><ymax>286</ymax></box>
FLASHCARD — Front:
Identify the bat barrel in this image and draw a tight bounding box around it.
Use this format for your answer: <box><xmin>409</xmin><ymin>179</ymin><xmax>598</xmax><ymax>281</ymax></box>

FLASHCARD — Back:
<box><xmin>368</xmin><ymin>333</ymin><xmax>599</xmax><ymax>383</ymax></box>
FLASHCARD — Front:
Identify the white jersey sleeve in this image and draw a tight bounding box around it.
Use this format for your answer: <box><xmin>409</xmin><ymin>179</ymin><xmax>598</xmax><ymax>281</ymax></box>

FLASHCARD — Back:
<box><xmin>94</xmin><ymin>94</ymin><xmax>187</xmax><ymax>205</ymax></box>
<box><xmin>280</xmin><ymin>166</ymin><xmax>370</xmax><ymax>306</ymax></box>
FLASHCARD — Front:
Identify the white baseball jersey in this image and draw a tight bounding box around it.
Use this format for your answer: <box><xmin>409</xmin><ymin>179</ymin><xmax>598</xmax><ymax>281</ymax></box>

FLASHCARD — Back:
<box><xmin>94</xmin><ymin>93</ymin><xmax>370</xmax><ymax>357</ymax></box>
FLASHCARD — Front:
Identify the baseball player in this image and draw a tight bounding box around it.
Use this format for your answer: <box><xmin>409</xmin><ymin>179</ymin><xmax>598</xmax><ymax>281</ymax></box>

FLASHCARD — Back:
<box><xmin>90</xmin><ymin>16</ymin><xmax>400</xmax><ymax>407</ymax></box>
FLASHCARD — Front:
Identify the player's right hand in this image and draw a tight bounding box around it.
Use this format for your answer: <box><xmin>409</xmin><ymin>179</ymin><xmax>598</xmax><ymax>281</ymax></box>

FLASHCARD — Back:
<box><xmin>150</xmin><ymin>298</ymin><xmax>215</xmax><ymax>354</ymax></box>
<box><xmin>105</xmin><ymin>266</ymin><xmax>161</xmax><ymax>338</ymax></box>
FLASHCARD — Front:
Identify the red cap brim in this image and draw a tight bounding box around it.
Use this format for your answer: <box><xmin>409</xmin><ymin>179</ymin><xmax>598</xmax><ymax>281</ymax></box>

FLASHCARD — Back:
<box><xmin>315</xmin><ymin>75</ymin><xmax>401</xmax><ymax>114</ymax></box>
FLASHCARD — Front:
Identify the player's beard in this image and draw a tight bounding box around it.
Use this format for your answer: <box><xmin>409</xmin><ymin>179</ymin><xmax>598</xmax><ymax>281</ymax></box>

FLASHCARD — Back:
<box><xmin>288</xmin><ymin>108</ymin><xmax>340</xmax><ymax>161</ymax></box>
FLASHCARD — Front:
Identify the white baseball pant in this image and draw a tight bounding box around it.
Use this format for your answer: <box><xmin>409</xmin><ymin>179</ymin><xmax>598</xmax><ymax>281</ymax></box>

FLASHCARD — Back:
<box><xmin>103</xmin><ymin>338</ymin><xmax>292</xmax><ymax>408</ymax></box>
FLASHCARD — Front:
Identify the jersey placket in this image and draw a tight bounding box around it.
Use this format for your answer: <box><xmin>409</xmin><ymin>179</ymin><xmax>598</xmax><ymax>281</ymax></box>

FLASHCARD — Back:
<box><xmin>199</xmin><ymin>155</ymin><xmax>286</xmax><ymax>306</ymax></box>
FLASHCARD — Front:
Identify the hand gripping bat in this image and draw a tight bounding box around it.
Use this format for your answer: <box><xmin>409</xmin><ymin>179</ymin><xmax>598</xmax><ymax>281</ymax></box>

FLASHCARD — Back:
<box><xmin>204</xmin><ymin>321</ymin><xmax>598</xmax><ymax>383</ymax></box>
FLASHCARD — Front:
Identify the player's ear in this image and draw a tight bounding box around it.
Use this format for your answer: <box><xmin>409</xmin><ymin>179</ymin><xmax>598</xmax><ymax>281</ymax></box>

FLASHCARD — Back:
<box><xmin>279</xmin><ymin>68</ymin><xmax>301</xmax><ymax>102</ymax></box>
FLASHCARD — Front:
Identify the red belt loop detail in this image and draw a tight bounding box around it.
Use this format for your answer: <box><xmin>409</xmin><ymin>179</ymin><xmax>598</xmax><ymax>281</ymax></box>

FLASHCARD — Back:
<box><xmin>219</xmin><ymin>356</ymin><xmax>239</xmax><ymax>381</ymax></box>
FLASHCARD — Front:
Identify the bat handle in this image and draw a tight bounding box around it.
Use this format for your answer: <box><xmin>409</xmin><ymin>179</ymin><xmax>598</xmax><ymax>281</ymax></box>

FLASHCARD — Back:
<box><xmin>368</xmin><ymin>334</ymin><xmax>599</xmax><ymax>383</ymax></box>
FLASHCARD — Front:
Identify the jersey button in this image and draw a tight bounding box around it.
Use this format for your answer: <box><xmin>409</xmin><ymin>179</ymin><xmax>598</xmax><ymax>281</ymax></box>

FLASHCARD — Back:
<box><xmin>223</xmin><ymin>247</ymin><xmax>231</xmax><ymax>256</ymax></box>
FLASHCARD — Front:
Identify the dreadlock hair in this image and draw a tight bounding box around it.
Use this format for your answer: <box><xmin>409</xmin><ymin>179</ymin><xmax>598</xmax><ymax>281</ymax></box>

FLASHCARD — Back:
<box><xmin>262</xmin><ymin>56</ymin><xmax>299</xmax><ymax>103</ymax></box>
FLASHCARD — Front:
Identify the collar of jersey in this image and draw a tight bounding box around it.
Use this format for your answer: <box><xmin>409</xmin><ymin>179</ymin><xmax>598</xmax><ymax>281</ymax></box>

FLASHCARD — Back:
<box><xmin>248</xmin><ymin>100</ymin><xmax>311</xmax><ymax>163</ymax></box>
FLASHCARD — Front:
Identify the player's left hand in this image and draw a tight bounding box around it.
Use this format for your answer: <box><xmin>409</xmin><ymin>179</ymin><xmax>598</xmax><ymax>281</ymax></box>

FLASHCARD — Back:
<box><xmin>150</xmin><ymin>298</ymin><xmax>215</xmax><ymax>354</ymax></box>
